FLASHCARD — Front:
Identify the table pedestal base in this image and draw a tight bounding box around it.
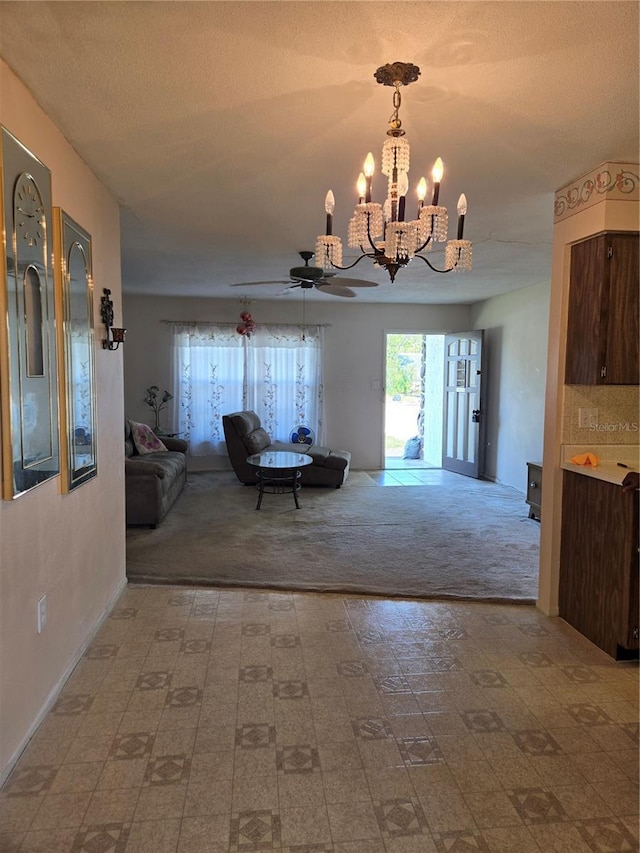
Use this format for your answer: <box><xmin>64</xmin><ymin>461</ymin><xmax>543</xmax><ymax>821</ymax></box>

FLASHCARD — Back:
<box><xmin>255</xmin><ymin>468</ymin><xmax>303</xmax><ymax>510</ymax></box>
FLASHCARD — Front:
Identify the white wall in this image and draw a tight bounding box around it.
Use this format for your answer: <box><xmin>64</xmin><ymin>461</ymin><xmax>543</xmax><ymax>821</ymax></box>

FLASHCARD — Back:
<box><xmin>470</xmin><ymin>282</ymin><xmax>551</xmax><ymax>491</ymax></box>
<box><xmin>0</xmin><ymin>59</ymin><xmax>126</xmax><ymax>780</ymax></box>
<box><xmin>123</xmin><ymin>295</ymin><xmax>472</xmax><ymax>471</ymax></box>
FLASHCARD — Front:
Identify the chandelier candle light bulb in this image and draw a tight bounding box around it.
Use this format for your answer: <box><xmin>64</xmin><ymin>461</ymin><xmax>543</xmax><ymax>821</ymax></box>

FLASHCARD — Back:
<box><xmin>431</xmin><ymin>157</ymin><xmax>443</xmax><ymax>205</ymax></box>
<box><xmin>364</xmin><ymin>152</ymin><xmax>375</xmax><ymax>202</ymax></box>
<box><xmin>315</xmin><ymin>62</ymin><xmax>472</xmax><ymax>282</ymax></box>
<box><xmin>357</xmin><ymin>172</ymin><xmax>367</xmax><ymax>203</ymax></box>
<box><xmin>417</xmin><ymin>176</ymin><xmax>428</xmax><ymax>207</ymax></box>
<box><xmin>324</xmin><ymin>190</ymin><xmax>335</xmax><ymax>235</ymax></box>
<box><xmin>397</xmin><ymin>172</ymin><xmax>409</xmax><ymax>222</ymax></box>
<box><xmin>457</xmin><ymin>194</ymin><xmax>468</xmax><ymax>239</ymax></box>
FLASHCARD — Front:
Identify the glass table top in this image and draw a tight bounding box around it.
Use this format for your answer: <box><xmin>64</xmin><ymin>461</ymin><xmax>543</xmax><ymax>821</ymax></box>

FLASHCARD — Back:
<box><xmin>246</xmin><ymin>451</ymin><xmax>313</xmax><ymax>469</ymax></box>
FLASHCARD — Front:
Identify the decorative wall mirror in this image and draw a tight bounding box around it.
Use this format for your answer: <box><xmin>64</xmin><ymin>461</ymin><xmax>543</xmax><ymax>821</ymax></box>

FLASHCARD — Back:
<box><xmin>54</xmin><ymin>210</ymin><xmax>97</xmax><ymax>491</ymax></box>
<box><xmin>0</xmin><ymin>126</ymin><xmax>59</xmax><ymax>499</ymax></box>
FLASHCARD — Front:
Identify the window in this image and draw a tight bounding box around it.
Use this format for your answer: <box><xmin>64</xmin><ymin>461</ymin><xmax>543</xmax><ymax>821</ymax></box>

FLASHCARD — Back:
<box><xmin>171</xmin><ymin>323</ymin><xmax>324</xmax><ymax>455</ymax></box>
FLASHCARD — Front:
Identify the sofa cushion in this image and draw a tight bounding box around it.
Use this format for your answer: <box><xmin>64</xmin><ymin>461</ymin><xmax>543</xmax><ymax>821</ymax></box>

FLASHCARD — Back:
<box><xmin>308</xmin><ymin>446</ymin><xmax>349</xmax><ymax>470</ymax></box>
<box><xmin>125</xmin><ymin>458</ymin><xmax>166</xmax><ymax>478</ymax></box>
<box><xmin>130</xmin><ymin>421</ymin><xmax>168</xmax><ymax>455</ymax></box>
<box><xmin>243</xmin><ymin>427</ymin><xmax>271</xmax><ymax>455</ymax></box>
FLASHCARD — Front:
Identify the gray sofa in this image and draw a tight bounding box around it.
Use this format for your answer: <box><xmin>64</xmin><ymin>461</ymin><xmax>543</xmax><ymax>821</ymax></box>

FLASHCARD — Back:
<box><xmin>222</xmin><ymin>410</ymin><xmax>350</xmax><ymax>488</ymax></box>
<box><xmin>124</xmin><ymin>420</ymin><xmax>188</xmax><ymax>527</ymax></box>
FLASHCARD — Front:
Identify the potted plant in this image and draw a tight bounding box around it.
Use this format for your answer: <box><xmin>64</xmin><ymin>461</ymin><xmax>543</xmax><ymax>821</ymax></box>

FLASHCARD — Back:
<box><xmin>144</xmin><ymin>385</ymin><xmax>173</xmax><ymax>432</ymax></box>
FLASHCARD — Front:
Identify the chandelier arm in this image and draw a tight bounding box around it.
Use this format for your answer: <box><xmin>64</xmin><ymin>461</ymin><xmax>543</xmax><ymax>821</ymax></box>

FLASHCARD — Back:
<box><xmin>324</xmin><ymin>252</ymin><xmax>376</xmax><ymax>272</ymax></box>
<box><xmin>415</xmin><ymin>232</ymin><xmax>434</xmax><ymax>254</ymax></box>
<box><xmin>364</xmin><ymin>210</ymin><xmax>383</xmax><ymax>255</ymax></box>
<box><xmin>414</xmin><ymin>253</ymin><xmax>455</xmax><ymax>274</ymax></box>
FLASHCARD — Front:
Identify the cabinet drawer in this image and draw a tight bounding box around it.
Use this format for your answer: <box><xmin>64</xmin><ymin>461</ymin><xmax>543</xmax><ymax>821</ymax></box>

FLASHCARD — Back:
<box><xmin>526</xmin><ymin>462</ymin><xmax>542</xmax><ymax>520</ymax></box>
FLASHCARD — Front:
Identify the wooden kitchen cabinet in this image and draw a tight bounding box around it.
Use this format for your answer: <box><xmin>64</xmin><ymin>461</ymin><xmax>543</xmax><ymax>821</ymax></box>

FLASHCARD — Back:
<box><xmin>565</xmin><ymin>232</ymin><xmax>639</xmax><ymax>385</ymax></box>
<box><xmin>560</xmin><ymin>470</ymin><xmax>639</xmax><ymax>659</ymax></box>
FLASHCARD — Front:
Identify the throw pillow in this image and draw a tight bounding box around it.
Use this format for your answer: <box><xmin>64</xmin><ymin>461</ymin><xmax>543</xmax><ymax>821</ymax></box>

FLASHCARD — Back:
<box><xmin>130</xmin><ymin>421</ymin><xmax>168</xmax><ymax>455</ymax></box>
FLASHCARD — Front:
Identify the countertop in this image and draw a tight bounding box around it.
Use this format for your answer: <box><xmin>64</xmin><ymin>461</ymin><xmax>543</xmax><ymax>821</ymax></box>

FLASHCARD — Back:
<box><xmin>561</xmin><ymin>444</ymin><xmax>639</xmax><ymax>486</ymax></box>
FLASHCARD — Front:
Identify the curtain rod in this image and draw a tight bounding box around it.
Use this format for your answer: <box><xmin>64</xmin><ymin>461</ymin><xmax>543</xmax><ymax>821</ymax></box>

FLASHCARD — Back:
<box><xmin>161</xmin><ymin>320</ymin><xmax>332</xmax><ymax>328</ymax></box>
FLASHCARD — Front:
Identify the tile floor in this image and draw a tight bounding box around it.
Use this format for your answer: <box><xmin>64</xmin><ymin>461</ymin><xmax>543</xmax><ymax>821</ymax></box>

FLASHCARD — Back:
<box><xmin>371</xmin><ymin>468</ymin><xmax>476</xmax><ymax>487</ymax></box>
<box><xmin>1</xmin><ymin>585</ymin><xmax>638</xmax><ymax>852</ymax></box>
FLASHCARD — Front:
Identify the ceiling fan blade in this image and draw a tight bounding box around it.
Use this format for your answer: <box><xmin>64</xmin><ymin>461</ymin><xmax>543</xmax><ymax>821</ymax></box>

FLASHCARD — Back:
<box><xmin>331</xmin><ymin>277</ymin><xmax>379</xmax><ymax>288</ymax></box>
<box><xmin>230</xmin><ymin>280</ymin><xmax>289</xmax><ymax>287</ymax></box>
<box><xmin>316</xmin><ymin>284</ymin><xmax>356</xmax><ymax>298</ymax></box>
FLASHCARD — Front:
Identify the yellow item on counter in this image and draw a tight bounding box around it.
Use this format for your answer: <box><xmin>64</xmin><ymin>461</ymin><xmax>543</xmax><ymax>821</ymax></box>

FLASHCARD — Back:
<box><xmin>570</xmin><ymin>452</ymin><xmax>600</xmax><ymax>467</ymax></box>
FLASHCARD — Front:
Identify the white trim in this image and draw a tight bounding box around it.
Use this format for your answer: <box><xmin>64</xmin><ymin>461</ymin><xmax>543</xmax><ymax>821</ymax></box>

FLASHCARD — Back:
<box><xmin>0</xmin><ymin>576</ymin><xmax>128</xmax><ymax>786</ymax></box>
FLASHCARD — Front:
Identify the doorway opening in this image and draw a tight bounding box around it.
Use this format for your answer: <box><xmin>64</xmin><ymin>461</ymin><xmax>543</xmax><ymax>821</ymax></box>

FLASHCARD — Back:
<box><xmin>384</xmin><ymin>333</ymin><xmax>445</xmax><ymax>470</ymax></box>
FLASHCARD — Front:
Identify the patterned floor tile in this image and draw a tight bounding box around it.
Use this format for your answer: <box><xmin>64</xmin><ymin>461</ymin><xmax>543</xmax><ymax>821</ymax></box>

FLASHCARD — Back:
<box><xmin>109</xmin><ymin>733</ymin><xmax>155</xmax><ymax>760</ymax></box>
<box><xmin>576</xmin><ymin>818</ymin><xmax>638</xmax><ymax>853</ymax></box>
<box><xmin>508</xmin><ymin>787</ymin><xmax>568</xmax><ymax>824</ymax></box>
<box><xmin>273</xmin><ymin>681</ymin><xmax>309</xmax><ymax>700</ymax></box>
<box><xmin>229</xmin><ymin>809</ymin><xmax>281</xmax><ymax>849</ymax></box>
<box><xmin>165</xmin><ymin>686</ymin><xmax>202</xmax><ymax>708</ymax></box>
<box><xmin>470</xmin><ymin>670</ymin><xmax>509</xmax><ymax>688</ymax></box>
<box><xmin>397</xmin><ymin>736</ymin><xmax>444</xmax><ymax>766</ymax></box>
<box><xmin>3</xmin><ymin>766</ymin><xmax>58</xmax><ymax>797</ymax></box>
<box><xmin>52</xmin><ymin>695</ymin><xmax>94</xmax><ymax>715</ymax></box>
<box><xmin>239</xmin><ymin>665</ymin><xmax>273</xmax><ymax>683</ymax></box>
<box><xmin>512</xmin><ymin>729</ymin><xmax>563</xmax><ymax>756</ymax></box>
<box><xmin>352</xmin><ymin>717</ymin><xmax>393</xmax><ymax>740</ymax></box>
<box><xmin>71</xmin><ymin>822</ymin><xmax>130</xmax><ymax>852</ymax></box>
<box><xmin>271</xmin><ymin>634</ymin><xmax>301</xmax><ymax>648</ymax></box>
<box><xmin>3</xmin><ymin>586</ymin><xmax>639</xmax><ymax>853</ymax></box>
<box><xmin>143</xmin><ymin>754</ymin><xmax>191</xmax><ymax>786</ymax></box>
<box><xmin>432</xmin><ymin>829</ymin><xmax>492</xmax><ymax>852</ymax></box>
<box><xmin>373</xmin><ymin>675</ymin><xmax>411</xmax><ymax>695</ymax></box>
<box><xmin>565</xmin><ymin>703</ymin><xmax>614</xmax><ymax>726</ymax></box>
<box><xmin>242</xmin><ymin>623</ymin><xmax>271</xmax><ymax>637</ymax></box>
<box><xmin>374</xmin><ymin>797</ymin><xmax>429</xmax><ymax>838</ymax></box>
<box><xmin>136</xmin><ymin>671</ymin><xmax>172</xmax><ymax>691</ymax></box>
<box><xmin>235</xmin><ymin>724</ymin><xmax>276</xmax><ymax>749</ymax></box>
<box><xmin>461</xmin><ymin>710</ymin><xmax>506</xmax><ymax>734</ymax></box>
<box><xmin>276</xmin><ymin>745</ymin><xmax>321</xmax><ymax>774</ymax></box>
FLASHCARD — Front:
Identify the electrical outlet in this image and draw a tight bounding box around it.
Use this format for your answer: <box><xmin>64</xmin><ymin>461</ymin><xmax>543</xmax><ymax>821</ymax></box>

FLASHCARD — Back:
<box><xmin>578</xmin><ymin>407</ymin><xmax>599</xmax><ymax>429</ymax></box>
<box><xmin>37</xmin><ymin>595</ymin><xmax>47</xmax><ymax>634</ymax></box>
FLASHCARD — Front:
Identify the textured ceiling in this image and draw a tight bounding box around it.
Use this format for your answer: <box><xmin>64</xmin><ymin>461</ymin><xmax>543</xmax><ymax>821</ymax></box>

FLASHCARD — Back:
<box><xmin>0</xmin><ymin>1</ymin><xmax>637</xmax><ymax>304</ymax></box>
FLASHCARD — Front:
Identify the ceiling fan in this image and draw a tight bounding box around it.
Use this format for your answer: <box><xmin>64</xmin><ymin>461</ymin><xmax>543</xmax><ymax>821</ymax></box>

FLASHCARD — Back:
<box><xmin>230</xmin><ymin>251</ymin><xmax>379</xmax><ymax>298</ymax></box>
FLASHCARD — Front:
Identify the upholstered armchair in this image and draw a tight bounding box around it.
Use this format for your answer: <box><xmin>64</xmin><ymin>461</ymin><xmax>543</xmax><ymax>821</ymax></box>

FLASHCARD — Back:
<box><xmin>222</xmin><ymin>411</ymin><xmax>350</xmax><ymax>488</ymax></box>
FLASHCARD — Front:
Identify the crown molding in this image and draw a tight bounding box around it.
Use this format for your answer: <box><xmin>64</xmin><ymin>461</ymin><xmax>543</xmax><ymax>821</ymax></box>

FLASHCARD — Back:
<box><xmin>554</xmin><ymin>162</ymin><xmax>639</xmax><ymax>223</ymax></box>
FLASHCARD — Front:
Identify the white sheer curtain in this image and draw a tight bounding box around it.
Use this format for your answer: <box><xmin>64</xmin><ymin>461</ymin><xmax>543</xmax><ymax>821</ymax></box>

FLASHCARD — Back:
<box><xmin>171</xmin><ymin>323</ymin><xmax>324</xmax><ymax>455</ymax></box>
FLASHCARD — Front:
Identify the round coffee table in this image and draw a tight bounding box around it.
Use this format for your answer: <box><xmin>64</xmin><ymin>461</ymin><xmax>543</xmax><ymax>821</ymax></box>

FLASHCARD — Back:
<box><xmin>246</xmin><ymin>450</ymin><xmax>313</xmax><ymax>510</ymax></box>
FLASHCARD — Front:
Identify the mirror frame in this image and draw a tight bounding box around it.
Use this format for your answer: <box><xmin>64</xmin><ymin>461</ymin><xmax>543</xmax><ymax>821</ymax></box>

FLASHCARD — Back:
<box><xmin>53</xmin><ymin>209</ymin><xmax>98</xmax><ymax>491</ymax></box>
<box><xmin>0</xmin><ymin>126</ymin><xmax>59</xmax><ymax>499</ymax></box>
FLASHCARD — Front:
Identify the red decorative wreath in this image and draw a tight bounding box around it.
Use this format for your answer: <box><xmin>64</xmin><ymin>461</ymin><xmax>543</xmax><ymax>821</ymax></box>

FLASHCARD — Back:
<box><xmin>236</xmin><ymin>311</ymin><xmax>256</xmax><ymax>337</ymax></box>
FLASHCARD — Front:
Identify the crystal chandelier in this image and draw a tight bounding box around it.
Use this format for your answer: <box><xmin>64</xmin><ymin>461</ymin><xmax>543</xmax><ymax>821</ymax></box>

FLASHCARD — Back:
<box><xmin>315</xmin><ymin>62</ymin><xmax>472</xmax><ymax>283</ymax></box>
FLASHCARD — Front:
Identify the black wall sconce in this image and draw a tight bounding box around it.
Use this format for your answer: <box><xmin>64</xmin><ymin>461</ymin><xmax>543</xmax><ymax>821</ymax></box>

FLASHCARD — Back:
<box><xmin>100</xmin><ymin>288</ymin><xmax>127</xmax><ymax>350</ymax></box>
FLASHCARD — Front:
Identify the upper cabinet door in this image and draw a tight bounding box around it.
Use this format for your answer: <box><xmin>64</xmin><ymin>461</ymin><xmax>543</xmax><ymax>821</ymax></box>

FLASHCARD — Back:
<box><xmin>603</xmin><ymin>234</ymin><xmax>639</xmax><ymax>384</ymax></box>
<box><xmin>565</xmin><ymin>232</ymin><xmax>639</xmax><ymax>385</ymax></box>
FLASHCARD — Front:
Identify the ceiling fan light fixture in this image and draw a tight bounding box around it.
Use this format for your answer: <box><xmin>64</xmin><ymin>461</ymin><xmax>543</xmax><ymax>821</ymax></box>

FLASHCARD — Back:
<box><xmin>315</xmin><ymin>62</ymin><xmax>472</xmax><ymax>283</ymax></box>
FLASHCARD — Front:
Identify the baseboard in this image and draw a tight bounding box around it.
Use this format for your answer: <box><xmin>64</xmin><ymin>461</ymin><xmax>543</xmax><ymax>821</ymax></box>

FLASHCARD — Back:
<box><xmin>0</xmin><ymin>575</ymin><xmax>128</xmax><ymax>786</ymax></box>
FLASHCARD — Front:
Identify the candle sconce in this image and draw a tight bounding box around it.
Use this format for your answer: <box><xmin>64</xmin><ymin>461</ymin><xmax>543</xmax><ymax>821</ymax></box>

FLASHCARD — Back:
<box><xmin>100</xmin><ymin>288</ymin><xmax>127</xmax><ymax>350</ymax></box>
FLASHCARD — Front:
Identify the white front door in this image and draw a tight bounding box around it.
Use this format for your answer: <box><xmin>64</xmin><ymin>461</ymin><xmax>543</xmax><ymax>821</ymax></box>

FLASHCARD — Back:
<box><xmin>442</xmin><ymin>331</ymin><xmax>485</xmax><ymax>478</ymax></box>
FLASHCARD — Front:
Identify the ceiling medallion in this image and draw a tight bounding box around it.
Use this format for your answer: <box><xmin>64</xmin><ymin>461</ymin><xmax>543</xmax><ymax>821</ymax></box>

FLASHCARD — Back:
<box><xmin>315</xmin><ymin>62</ymin><xmax>472</xmax><ymax>283</ymax></box>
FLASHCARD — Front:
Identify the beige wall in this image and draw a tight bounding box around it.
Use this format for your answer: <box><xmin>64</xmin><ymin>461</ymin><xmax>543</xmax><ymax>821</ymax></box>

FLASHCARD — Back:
<box><xmin>122</xmin><ymin>295</ymin><xmax>472</xmax><ymax>471</ymax></box>
<box><xmin>0</xmin><ymin>59</ymin><xmax>126</xmax><ymax>780</ymax></box>
<box><xmin>538</xmin><ymin>163</ymin><xmax>639</xmax><ymax>616</ymax></box>
<box><xmin>470</xmin><ymin>282</ymin><xmax>550</xmax><ymax>490</ymax></box>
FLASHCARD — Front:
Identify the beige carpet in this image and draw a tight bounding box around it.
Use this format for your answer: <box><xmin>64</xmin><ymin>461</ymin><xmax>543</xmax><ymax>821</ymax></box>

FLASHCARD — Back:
<box><xmin>126</xmin><ymin>471</ymin><xmax>540</xmax><ymax>602</ymax></box>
